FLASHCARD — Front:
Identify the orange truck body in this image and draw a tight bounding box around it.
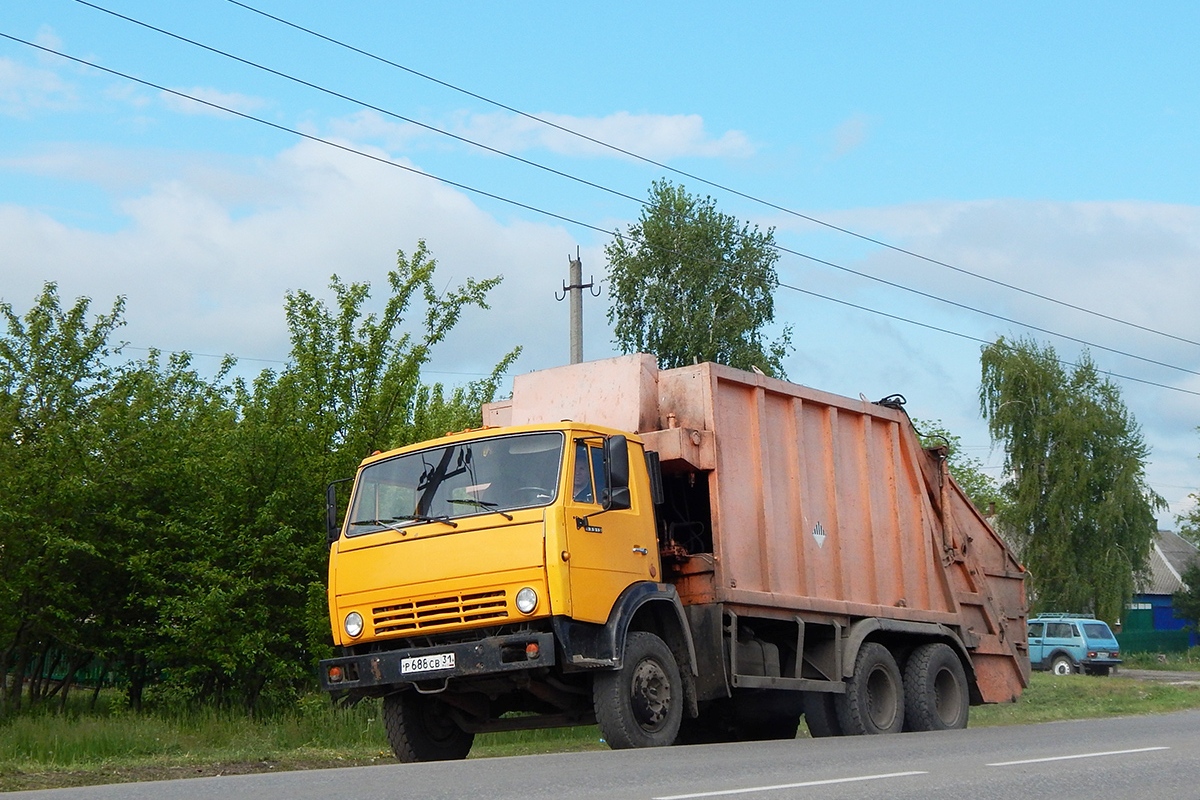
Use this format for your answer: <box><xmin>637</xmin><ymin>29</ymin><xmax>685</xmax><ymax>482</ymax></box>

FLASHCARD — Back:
<box><xmin>484</xmin><ymin>354</ymin><xmax>1029</xmax><ymax>704</ymax></box>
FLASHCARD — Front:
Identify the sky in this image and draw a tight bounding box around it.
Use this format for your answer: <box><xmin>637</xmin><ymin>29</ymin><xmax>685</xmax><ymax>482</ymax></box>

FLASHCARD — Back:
<box><xmin>2</xmin><ymin>1</ymin><xmax>1199</xmax><ymax>520</ymax></box>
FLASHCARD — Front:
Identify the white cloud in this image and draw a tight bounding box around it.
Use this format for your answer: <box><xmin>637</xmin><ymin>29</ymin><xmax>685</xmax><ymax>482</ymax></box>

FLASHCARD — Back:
<box><xmin>1</xmin><ymin>137</ymin><xmax>590</xmax><ymax>386</ymax></box>
<box><xmin>447</xmin><ymin>110</ymin><xmax>755</xmax><ymax>160</ymax></box>
<box><xmin>159</xmin><ymin>86</ymin><xmax>268</xmax><ymax>117</ymax></box>
<box><xmin>0</xmin><ymin>56</ymin><xmax>76</xmax><ymax>117</ymax></box>
<box><xmin>831</xmin><ymin>113</ymin><xmax>870</xmax><ymax>159</ymax></box>
<box><xmin>770</xmin><ymin>198</ymin><xmax>1200</xmax><ymax>515</ymax></box>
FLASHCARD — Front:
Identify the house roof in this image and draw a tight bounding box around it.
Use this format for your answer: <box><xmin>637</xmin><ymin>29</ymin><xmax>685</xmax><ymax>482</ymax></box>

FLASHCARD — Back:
<box><xmin>1137</xmin><ymin>529</ymin><xmax>1200</xmax><ymax>595</ymax></box>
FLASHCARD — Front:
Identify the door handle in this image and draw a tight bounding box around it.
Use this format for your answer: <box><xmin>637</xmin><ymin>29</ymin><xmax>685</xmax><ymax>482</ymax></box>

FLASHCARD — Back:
<box><xmin>632</xmin><ymin>546</ymin><xmax>648</xmax><ymax>555</ymax></box>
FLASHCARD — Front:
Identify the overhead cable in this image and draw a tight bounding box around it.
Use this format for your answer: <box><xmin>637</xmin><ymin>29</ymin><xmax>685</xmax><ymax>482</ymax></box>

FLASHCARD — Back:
<box><xmin>52</xmin><ymin>6</ymin><xmax>1200</xmax><ymax>380</ymax></box>
<box><xmin>221</xmin><ymin>0</ymin><xmax>1200</xmax><ymax>351</ymax></box>
<box><xmin>4</xmin><ymin>31</ymin><xmax>1197</xmax><ymax>400</ymax></box>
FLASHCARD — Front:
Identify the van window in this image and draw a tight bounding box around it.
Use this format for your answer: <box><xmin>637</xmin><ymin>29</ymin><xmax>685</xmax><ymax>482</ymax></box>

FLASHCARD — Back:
<box><xmin>1046</xmin><ymin>622</ymin><xmax>1077</xmax><ymax>639</ymax></box>
<box><xmin>1028</xmin><ymin>622</ymin><xmax>1044</xmax><ymax>638</ymax></box>
<box><xmin>1082</xmin><ymin>622</ymin><xmax>1114</xmax><ymax>640</ymax></box>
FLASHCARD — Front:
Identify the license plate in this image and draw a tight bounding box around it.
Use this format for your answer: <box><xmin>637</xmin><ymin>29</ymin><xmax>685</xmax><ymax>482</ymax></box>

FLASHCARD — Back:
<box><xmin>401</xmin><ymin>652</ymin><xmax>455</xmax><ymax>675</ymax></box>
<box><xmin>1095</xmin><ymin>652</ymin><xmax>1109</xmax><ymax>659</ymax></box>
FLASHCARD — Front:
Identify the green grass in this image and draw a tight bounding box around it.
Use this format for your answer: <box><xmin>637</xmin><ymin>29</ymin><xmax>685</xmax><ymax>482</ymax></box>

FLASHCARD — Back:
<box><xmin>1120</xmin><ymin>646</ymin><xmax>1200</xmax><ymax>670</ymax></box>
<box><xmin>3</xmin><ymin>671</ymin><xmax>1200</xmax><ymax>792</ymax></box>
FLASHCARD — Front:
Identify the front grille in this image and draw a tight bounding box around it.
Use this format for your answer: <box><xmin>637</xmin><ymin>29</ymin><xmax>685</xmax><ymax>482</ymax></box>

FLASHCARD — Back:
<box><xmin>373</xmin><ymin>590</ymin><xmax>509</xmax><ymax>635</ymax></box>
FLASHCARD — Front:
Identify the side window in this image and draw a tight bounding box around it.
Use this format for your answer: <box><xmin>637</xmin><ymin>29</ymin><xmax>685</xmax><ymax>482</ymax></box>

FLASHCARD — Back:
<box><xmin>1028</xmin><ymin>622</ymin><xmax>1044</xmax><ymax>638</ymax></box>
<box><xmin>1069</xmin><ymin>624</ymin><xmax>1080</xmax><ymax>638</ymax></box>
<box><xmin>1046</xmin><ymin>622</ymin><xmax>1071</xmax><ymax>638</ymax></box>
<box><xmin>590</xmin><ymin>445</ymin><xmax>607</xmax><ymax>503</ymax></box>
<box><xmin>572</xmin><ymin>441</ymin><xmax>594</xmax><ymax>503</ymax></box>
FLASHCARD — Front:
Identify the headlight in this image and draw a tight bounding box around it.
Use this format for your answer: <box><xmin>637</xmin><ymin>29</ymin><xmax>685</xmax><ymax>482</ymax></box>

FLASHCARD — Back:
<box><xmin>515</xmin><ymin>587</ymin><xmax>538</xmax><ymax>615</ymax></box>
<box><xmin>344</xmin><ymin>611</ymin><xmax>364</xmax><ymax>638</ymax></box>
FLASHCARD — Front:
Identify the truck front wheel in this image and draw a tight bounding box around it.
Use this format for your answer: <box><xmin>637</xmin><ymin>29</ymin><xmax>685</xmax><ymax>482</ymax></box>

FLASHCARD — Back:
<box><xmin>594</xmin><ymin>631</ymin><xmax>683</xmax><ymax>748</ymax></box>
<box><xmin>835</xmin><ymin>642</ymin><xmax>904</xmax><ymax>735</ymax></box>
<box><xmin>383</xmin><ymin>690</ymin><xmax>475</xmax><ymax>762</ymax></box>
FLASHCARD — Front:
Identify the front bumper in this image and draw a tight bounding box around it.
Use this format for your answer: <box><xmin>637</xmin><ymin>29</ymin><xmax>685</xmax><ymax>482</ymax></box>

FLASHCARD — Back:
<box><xmin>319</xmin><ymin>631</ymin><xmax>557</xmax><ymax>692</ymax></box>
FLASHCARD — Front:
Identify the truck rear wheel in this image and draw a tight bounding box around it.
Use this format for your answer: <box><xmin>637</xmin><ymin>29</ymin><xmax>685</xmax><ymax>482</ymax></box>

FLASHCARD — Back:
<box><xmin>802</xmin><ymin>691</ymin><xmax>844</xmax><ymax>737</ymax></box>
<box><xmin>903</xmin><ymin>643</ymin><xmax>969</xmax><ymax>731</ymax></box>
<box><xmin>594</xmin><ymin>631</ymin><xmax>683</xmax><ymax>749</ymax></box>
<box><xmin>383</xmin><ymin>690</ymin><xmax>475</xmax><ymax>762</ymax></box>
<box><xmin>835</xmin><ymin>642</ymin><xmax>904</xmax><ymax>735</ymax></box>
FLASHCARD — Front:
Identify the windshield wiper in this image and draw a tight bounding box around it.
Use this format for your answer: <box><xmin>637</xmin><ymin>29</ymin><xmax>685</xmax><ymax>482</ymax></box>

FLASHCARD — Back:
<box><xmin>351</xmin><ymin>514</ymin><xmax>458</xmax><ymax>530</ymax></box>
<box><xmin>446</xmin><ymin>498</ymin><xmax>514</xmax><ymax>521</ymax></box>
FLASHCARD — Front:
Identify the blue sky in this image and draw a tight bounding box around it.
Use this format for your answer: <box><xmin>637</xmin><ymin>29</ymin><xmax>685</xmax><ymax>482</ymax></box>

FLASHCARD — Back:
<box><xmin>3</xmin><ymin>1</ymin><xmax>1199</xmax><ymax>517</ymax></box>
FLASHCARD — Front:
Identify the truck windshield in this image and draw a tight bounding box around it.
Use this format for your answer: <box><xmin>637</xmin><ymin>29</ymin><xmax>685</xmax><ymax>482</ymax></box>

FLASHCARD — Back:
<box><xmin>346</xmin><ymin>431</ymin><xmax>564</xmax><ymax>536</ymax></box>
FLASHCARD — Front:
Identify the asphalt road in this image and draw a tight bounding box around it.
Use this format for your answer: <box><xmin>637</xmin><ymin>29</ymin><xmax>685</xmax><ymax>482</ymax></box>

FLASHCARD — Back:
<box><xmin>10</xmin><ymin>710</ymin><xmax>1199</xmax><ymax>800</ymax></box>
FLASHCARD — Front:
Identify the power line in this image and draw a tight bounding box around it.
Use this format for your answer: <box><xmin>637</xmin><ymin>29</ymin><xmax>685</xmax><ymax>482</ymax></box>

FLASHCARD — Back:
<box><xmin>56</xmin><ymin>4</ymin><xmax>1200</xmax><ymax>381</ymax></box>
<box><xmin>775</xmin><ymin>281</ymin><xmax>1200</xmax><ymax>398</ymax></box>
<box><xmin>223</xmin><ymin>0</ymin><xmax>1200</xmax><ymax>352</ymax></box>
<box><xmin>4</xmin><ymin>32</ymin><xmax>1197</xmax><ymax>401</ymax></box>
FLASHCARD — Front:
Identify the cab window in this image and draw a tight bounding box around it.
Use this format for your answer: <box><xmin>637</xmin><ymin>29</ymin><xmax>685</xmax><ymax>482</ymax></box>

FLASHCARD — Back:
<box><xmin>571</xmin><ymin>440</ymin><xmax>608</xmax><ymax>505</ymax></box>
<box><xmin>572</xmin><ymin>441</ymin><xmax>594</xmax><ymax>503</ymax></box>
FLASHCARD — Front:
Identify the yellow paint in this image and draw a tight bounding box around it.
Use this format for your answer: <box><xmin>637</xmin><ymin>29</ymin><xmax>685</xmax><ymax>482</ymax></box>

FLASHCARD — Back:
<box><xmin>327</xmin><ymin>423</ymin><xmax>661</xmax><ymax>646</ymax></box>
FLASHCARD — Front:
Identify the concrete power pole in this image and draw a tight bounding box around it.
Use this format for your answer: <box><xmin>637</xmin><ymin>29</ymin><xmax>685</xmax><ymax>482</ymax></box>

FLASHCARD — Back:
<box><xmin>556</xmin><ymin>247</ymin><xmax>599</xmax><ymax>365</ymax></box>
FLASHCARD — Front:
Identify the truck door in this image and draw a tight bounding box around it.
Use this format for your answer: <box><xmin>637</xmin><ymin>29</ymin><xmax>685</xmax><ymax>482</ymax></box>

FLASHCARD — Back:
<box><xmin>564</xmin><ymin>437</ymin><xmax>657</xmax><ymax>624</ymax></box>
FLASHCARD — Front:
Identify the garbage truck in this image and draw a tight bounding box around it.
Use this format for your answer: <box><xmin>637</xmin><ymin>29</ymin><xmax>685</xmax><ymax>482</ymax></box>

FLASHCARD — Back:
<box><xmin>318</xmin><ymin>354</ymin><xmax>1028</xmax><ymax>761</ymax></box>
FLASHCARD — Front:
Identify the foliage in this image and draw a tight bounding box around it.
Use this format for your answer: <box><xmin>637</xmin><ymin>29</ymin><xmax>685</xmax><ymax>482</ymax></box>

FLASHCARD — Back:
<box><xmin>605</xmin><ymin>179</ymin><xmax>792</xmax><ymax>377</ymax></box>
<box><xmin>1174</xmin><ymin>563</ymin><xmax>1200</xmax><ymax>632</ymax></box>
<box><xmin>912</xmin><ymin>417</ymin><xmax>1004</xmax><ymax>513</ymax></box>
<box><xmin>979</xmin><ymin>336</ymin><xmax>1164</xmax><ymax>622</ymax></box>
<box><xmin>0</xmin><ymin>241</ymin><xmax>515</xmax><ymax>717</ymax></box>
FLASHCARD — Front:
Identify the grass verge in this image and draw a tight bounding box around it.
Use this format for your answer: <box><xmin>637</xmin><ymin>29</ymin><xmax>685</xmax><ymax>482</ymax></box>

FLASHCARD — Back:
<box><xmin>3</xmin><ymin>671</ymin><xmax>1199</xmax><ymax>793</ymax></box>
<box><xmin>1119</xmin><ymin>646</ymin><xmax>1200</xmax><ymax>670</ymax></box>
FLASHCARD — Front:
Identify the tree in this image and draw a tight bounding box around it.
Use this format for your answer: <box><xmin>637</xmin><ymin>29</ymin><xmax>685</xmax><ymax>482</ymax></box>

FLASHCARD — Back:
<box><xmin>1174</xmin><ymin>562</ymin><xmax>1200</xmax><ymax>632</ymax></box>
<box><xmin>0</xmin><ymin>240</ymin><xmax>519</xmax><ymax>716</ymax></box>
<box><xmin>605</xmin><ymin>180</ymin><xmax>792</xmax><ymax>377</ymax></box>
<box><xmin>912</xmin><ymin>418</ymin><xmax>1004</xmax><ymax>514</ymax></box>
<box><xmin>979</xmin><ymin>336</ymin><xmax>1164</xmax><ymax>622</ymax></box>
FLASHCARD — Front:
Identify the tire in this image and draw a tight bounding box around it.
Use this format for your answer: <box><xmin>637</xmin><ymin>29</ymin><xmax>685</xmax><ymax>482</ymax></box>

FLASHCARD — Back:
<box><xmin>903</xmin><ymin>643</ymin><xmax>969</xmax><ymax>731</ymax></box>
<box><xmin>802</xmin><ymin>691</ymin><xmax>845</xmax><ymax>737</ymax></box>
<box><xmin>1050</xmin><ymin>653</ymin><xmax>1075</xmax><ymax>676</ymax></box>
<box><xmin>383</xmin><ymin>690</ymin><xmax>475</xmax><ymax>763</ymax></box>
<box><xmin>594</xmin><ymin>631</ymin><xmax>683</xmax><ymax>749</ymax></box>
<box><xmin>835</xmin><ymin>642</ymin><xmax>904</xmax><ymax>735</ymax></box>
<box><xmin>1085</xmin><ymin>665</ymin><xmax>1111</xmax><ymax>677</ymax></box>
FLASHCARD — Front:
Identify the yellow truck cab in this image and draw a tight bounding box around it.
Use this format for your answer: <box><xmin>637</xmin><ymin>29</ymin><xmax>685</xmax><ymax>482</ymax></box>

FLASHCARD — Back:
<box><xmin>321</xmin><ymin>420</ymin><xmax>690</xmax><ymax>761</ymax></box>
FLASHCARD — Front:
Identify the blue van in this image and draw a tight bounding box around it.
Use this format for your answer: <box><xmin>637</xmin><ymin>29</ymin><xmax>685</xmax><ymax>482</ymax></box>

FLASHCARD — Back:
<box><xmin>1027</xmin><ymin>614</ymin><xmax>1121</xmax><ymax>676</ymax></box>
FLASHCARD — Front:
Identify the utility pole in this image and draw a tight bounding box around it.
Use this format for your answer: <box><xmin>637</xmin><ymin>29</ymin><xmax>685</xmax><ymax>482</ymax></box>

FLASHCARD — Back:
<box><xmin>556</xmin><ymin>247</ymin><xmax>600</xmax><ymax>365</ymax></box>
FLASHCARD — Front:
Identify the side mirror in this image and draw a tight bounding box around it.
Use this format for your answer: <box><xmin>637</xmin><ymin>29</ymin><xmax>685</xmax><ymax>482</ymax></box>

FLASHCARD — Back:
<box><xmin>326</xmin><ymin>478</ymin><xmax>354</xmax><ymax>544</ymax></box>
<box><xmin>602</xmin><ymin>435</ymin><xmax>632</xmax><ymax>511</ymax></box>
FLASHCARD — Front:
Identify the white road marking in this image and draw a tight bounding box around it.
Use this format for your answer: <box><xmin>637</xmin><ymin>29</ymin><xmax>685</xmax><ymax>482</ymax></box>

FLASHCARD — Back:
<box><xmin>651</xmin><ymin>771</ymin><xmax>927</xmax><ymax>800</ymax></box>
<box><xmin>988</xmin><ymin>746</ymin><xmax>1170</xmax><ymax>767</ymax></box>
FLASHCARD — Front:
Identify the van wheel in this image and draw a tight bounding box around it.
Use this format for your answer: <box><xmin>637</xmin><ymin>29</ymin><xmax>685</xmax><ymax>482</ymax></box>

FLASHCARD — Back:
<box><xmin>835</xmin><ymin>643</ymin><xmax>904</xmax><ymax>735</ymax></box>
<box><xmin>802</xmin><ymin>691</ymin><xmax>844</xmax><ymax>737</ymax></box>
<box><xmin>594</xmin><ymin>631</ymin><xmax>683</xmax><ymax>748</ymax></box>
<box><xmin>1050</xmin><ymin>653</ymin><xmax>1075</xmax><ymax>676</ymax></box>
<box><xmin>903</xmin><ymin>643</ymin><xmax>969</xmax><ymax>731</ymax></box>
<box><xmin>383</xmin><ymin>691</ymin><xmax>474</xmax><ymax>762</ymax></box>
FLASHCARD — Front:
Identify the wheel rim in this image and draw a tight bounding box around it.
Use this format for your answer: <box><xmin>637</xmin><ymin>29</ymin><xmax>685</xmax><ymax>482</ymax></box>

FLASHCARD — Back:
<box><xmin>1052</xmin><ymin>658</ymin><xmax>1072</xmax><ymax>676</ymax></box>
<box><xmin>865</xmin><ymin>665</ymin><xmax>899</xmax><ymax>730</ymax></box>
<box><xmin>630</xmin><ymin>657</ymin><xmax>672</xmax><ymax>732</ymax></box>
<box><xmin>419</xmin><ymin>700</ymin><xmax>461</xmax><ymax>743</ymax></box>
<box><xmin>933</xmin><ymin>667</ymin><xmax>964</xmax><ymax>725</ymax></box>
